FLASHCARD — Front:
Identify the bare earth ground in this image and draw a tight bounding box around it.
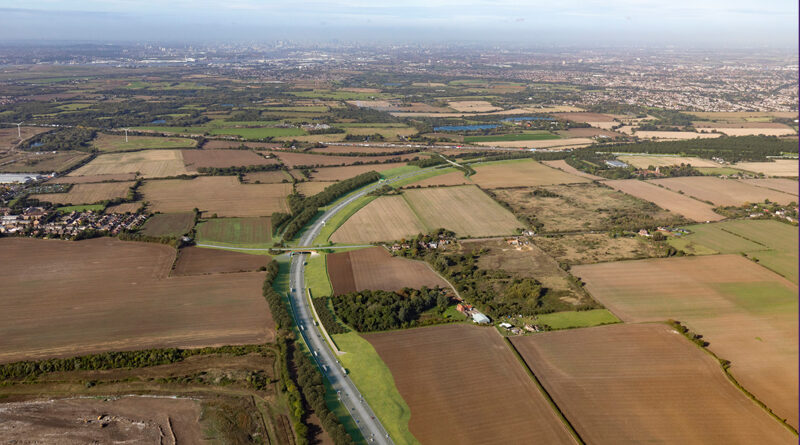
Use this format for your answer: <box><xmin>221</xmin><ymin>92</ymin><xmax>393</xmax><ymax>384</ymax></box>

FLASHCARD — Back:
<box><xmin>0</xmin><ymin>126</ymin><xmax>51</xmax><ymax>150</ymax></box>
<box><xmin>737</xmin><ymin>178</ymin><xmax>798</xmax><ymax>196</ymax></box>
<box><xmin>533</xmin><ymin>233</ymin><xmax>665</xmax><ymax>265</ymax></box>
<box><xmin>512</xmin><ymin>323</ymin><xmax>795</xmax><ymax>444</ymax></box>
<box><xmin>469</xmin><ymin>160</ymin><xmax>590</xmax><ymax>188</ymax></box>
<box><xmin>48</xmin><ymin>173</ymin><xmax>137</xmax><ymax>184</ymax></box>
<box><xmin>541</xmin><ymin>160</ymin><xmax>604</xmax><ymax>180</ymax></box>
<box><xmin>309</xmin><ymin>163</ymin><xmax>408</xmax><ymax>181</ymax></box>
<box><xmin>733</xmin><ymin>160</ymin><xmax>799</xmax><ymax>177</ymax></box>
<box><xmin>141</xmin><ymin>176</ymin><xmax>291</xmax><ymax>217</ymax></box>
<box><xmin>296</xmin><ymin>181</ymin><xmax>333</xmax><ymax>196</ymax></box>
<box><xmin>573</xmin><ymin>255</ymin><xmax>799</xmax><ymax>428</ymax></box>
<box><xmin>181</xmin><ymin>149</ymin><xmax>278</xmax><ymax>169</ymax></box>
<box><xmin>172</xmin><ymin>246</ymin><xmax>268</xmax><ymax>276</ymax></box>
<box><xmin>0</xmin><ymin>151</ymin><xmax>90</xmax><ymax>174</ymax></box>
<box><xmin>557</xmin><ymin>127</ymin><xmax>623</xmax><ymax>138</ymax></box>
<box><xmin>273</xmin><ymin>151</ymin><xmax>420</xmax><ymax>168</ymax></box>
<box><xmin>648</xmin><ymin>176</ymin><xmax>797</xmax><ymax>206</ymax></box>
<box><xmin>0</xmin><ymin>396</ymin><xmax>206</xmax><ymax>445</ymax></box>
<box><xmin>104</xmin><ymin>202</ymin><xmax>141</xmax><ymax>214</ymax></box>
<box><xmin>616</xmin><ymin>155</ymin><xmax>721</xmax><ymax>169</ymax></box>
<box><xmin>70</xmin><ymin>150</ymin><xmax>193</xmax><ymax>178</ymax></box>
<box><xmin>552</xmin><ymin>112</ymin><xmax>616</xmax><ymax>122</ymax></box>
<box><xmin>365</xmin><ymin>324</ymin><xmax>576</xmax><ymax>445</ymax></box>
<box><xmin>30</xmin><ymin>181</ymin><xmax>134</xmax><ymax>205</ymax></box>
<box><xmin>0</xmin><ymin>237</ymin><xmax>274</xmax><ymax>363</ymax></box>
<box><xmin>447</xmin><ymin>100</ymin><xmax>501</xmax><ymax>112</ymax></box>
<box><xmin>326</xmin><ymin>246</ymin><xmax>448</xmax><ymax>295</ymax></box>
<box><xmin>603</xmin><ymin>179</ymin><xmax>723</xmax><ymax>222</ymax></box>
<box><xmin>331</xmin><ymin>195</ymin><xmax>427</xmax><ymax>244</ymax></box>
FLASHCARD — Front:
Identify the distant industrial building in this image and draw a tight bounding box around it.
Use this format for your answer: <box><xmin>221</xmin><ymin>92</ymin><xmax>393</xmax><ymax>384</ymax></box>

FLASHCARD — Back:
<box><xmin>605</xmin><ymin>160</ymin><xmax>629</xmax><ymax>168</ymax></box>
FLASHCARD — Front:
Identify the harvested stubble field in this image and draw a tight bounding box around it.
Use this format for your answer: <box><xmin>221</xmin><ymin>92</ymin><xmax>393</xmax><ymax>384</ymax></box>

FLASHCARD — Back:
<box><xmin>553</xmin><ymin>112</ymin><xmax>616</xmax><ymax>122</ymax></box>
<box><xmin>491</xmin><ymin>183</ymin><xmax>684</xmax><ymax>233</ymax></box>
<box><xmin>49</xmin><ymin>173</ymin><xmax>137</xmax><ymax>184</ymax></box>
<box><xmin>541</xmin><ymin>160</ymin><xmax>603</xmax><ymax>180</ymax></box>
<box><xmin>603</xmin><ymin>179</ymin><xmax>723</xmax><ymax>222</ymax></box>
<box><xmin>140</xmin><ymin>212</ymin><xmax>195</xmax><ymax>237</ymax></box>
<box><xmin>634</xmin><ymin>131</ymin><xmax>722</xmax><ymax>140</ymax></box>
<box><xmin>533</xmin><ymin>233</ymin><xmax>665</xmax><ymax>265</ymax></box>
<box><xmin>90</xmin><ymin>133</ymin><xmax>196</xmax><ymax>152</ymax></box>
<box><xmin>701</xmin><ymin>126</ymin><xmax>796</xmax><ymax>137</ymax></box>
<box><xmin>242</xmin><ymin>170</ymin><xmax>292</xmax><ymax>184</ymax></box>
<box><xmin>0</xmin><ymin>396</ymin><xmax>205</xmax><ymax>444</ymax></box>
<box><xmin>196</xmin><ymin>217</ymin><xmax>272</xmax><ymax>246</ymax></box>
<box><xmin>365</xmin><ymin>324</ymin><xmax>576</xmax><ymax>445</ymax></box>
<box><xmin>511</xmin><ymin>323</ymin><xmax>796</xmax><ymax>444</ymax></box>
<box><xmin>308</xmin><ymin>163</ymin><xmax>406</xmax><ymax>181</ymax></box>
<box><xmin>141</xmin><ymin>176</ymin><xmax>291</xmax><ymax>217</ymax></box>
<box><xmin>469</xmin><ymin>159</ymin><xmax>589</xmax><ymax>188</ymax></box>
<box><xmin>737</xmin><ymin>178</ymin><xmax>798</xmax><ymax>195</ymax></box>
<box><xmin>0</xmin><ymin>151</ymin><xmax>89</xmax><ymax>173</ymax></box>
<box><xmin>295</xmin><ymin>181</ymin><xmax>333</xmax><ymax>196</ymax></box>
<box><xmin>172</xmin><ymin>246</ymin><xmax>268</xmax><ymax>276</ymax></box>
<box><xmin>273</xmin><ymin>151</ymin><xmax>421</xmax><ymax>168</ymax></box>
<box><xmin>557</xmin><ymin>127</ymin><xmax>623</xmax><ymax>138</ymax></box>
<box><xmin>615</xmin><ymin>155</ymin><xmax>721</xmax><ymax>169</ymax></box>
<box><xmin>70</xmin><ymin>150</ymin><xmax>192</xmax><ymax>178</ymax></box>
<box><xmin>0</xmin><ymin>237</ymin><xmax>273</xmax><ymax>363</ymax></box>
<box><xmin>573</xmin><ymin>255</ymin><xmax>799</xmax><ymax>428</ymax></box>
<box><xmin>649</xmin><ymin>176</ymin><xmax>796</xmax><ymax>206</ymax></box>
<box><xmin>30</xmin><ymin>181</ymin><xmax>134</xmax><ymax>205</ymax></box>
<box><xmin>0</xmin><ymin>126</ymin><xmax>50</xmax><ymax>149</ymax></box>
<box><xmin>732</xmin><ymin>160</ymin><xmax>799</xmax><ymax>177</ymax></box>
<box><xmin>181</xmin><ymin>149</ymin><xmax>277</xmax><ymax>169</ymax></box>
<box><xmin>327</xmin><ymin>247</ymin><xmax>448</xmax><ymax>295</ymax></box>
<box><xmin>330</xmin><ymin>195</ymin><xmax>426</xmax><ymax>244</ymax></box>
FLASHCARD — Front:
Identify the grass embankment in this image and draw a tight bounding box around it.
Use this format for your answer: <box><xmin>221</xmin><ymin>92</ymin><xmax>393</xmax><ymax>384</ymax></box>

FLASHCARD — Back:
<box><xmin>195</xmin><ymin>217</ymin><xmax>272</xmax><ymax>249</ymax></box>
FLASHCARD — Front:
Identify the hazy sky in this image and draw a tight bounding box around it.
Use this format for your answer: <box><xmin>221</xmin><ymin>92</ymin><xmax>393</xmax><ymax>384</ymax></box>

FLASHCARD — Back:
<box><xmin>0</xmin><ymin>0</ymin><xmax>797</xmax><ymax>47</ymax></box>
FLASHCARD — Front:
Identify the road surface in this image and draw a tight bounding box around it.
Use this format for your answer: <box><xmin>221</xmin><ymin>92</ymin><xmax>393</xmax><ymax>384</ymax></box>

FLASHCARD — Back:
<box><xmin>287</xmin><ymin>168</ymin><xmax>436</xmax><ymax>444</ymax></box>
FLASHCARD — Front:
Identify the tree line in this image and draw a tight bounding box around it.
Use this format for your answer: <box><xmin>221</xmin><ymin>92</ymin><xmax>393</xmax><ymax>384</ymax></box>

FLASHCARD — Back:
<box><xmin>332</xmin><ymin>287</ymin><xmax>448</xmax><ymax>332</ymax></box>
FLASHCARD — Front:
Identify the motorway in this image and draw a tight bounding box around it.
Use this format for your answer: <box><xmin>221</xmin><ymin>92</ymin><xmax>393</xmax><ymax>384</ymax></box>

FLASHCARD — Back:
<box><xmin>286</xmin><ymin>167</ymin><xmax>436</xmax><ymax>444</ymax></box>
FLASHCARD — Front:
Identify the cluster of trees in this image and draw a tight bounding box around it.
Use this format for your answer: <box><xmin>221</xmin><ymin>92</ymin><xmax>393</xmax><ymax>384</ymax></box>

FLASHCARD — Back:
<box><xmin>595</xmin><ymin>136</ymin><xmax>797</xmax><ymax>162</ymax></box>
<box><xmin>368</xmin><ymin>184</ymin><xmax>399</xmax><ymax>196</ymax></box>
<box><xmin>271</xmin><ymin>211</ymin><xmax>292</xmax><ymax>235</ymax></box>
<box><xmin>343</xmin><ymin>133</ymin><xmax>385</xmax><ymax>142</ymax></box>
<box><xmin>407</xmin><ymin>156</ymin><xmax>446</xmax><ymax>168</ymax></box>
<box><xmin>312</xmin><ymin>297</ymin><xmax>349</xmax><ymax>334</ymax></box>
<box><xmin>24</xmin><ymin>127</ymin><xmax>96</xmax><ymax>151</ymax></box>
<box><xmin>647</xmin><ymin>163</ymin><xmax>702</xmax><ymax>177</ymax></box>
<box><xmin>332</xmin><ymin>287</ymin><xmax>448</xmax><ymax>332</ymax></box>
<box><xmin>197</xmin><ymin>163</ymin><xmax>283</xmax><ymax>175</ymax></box>
<box><xmin>668</xmin><ymin>320</ymin><xmax>709</xmax><ymax>347</ymax></box>
<box><xmin>330</xmin><ymin>105</ymin><xmax>398</xmax><ymax>123</ymax></box>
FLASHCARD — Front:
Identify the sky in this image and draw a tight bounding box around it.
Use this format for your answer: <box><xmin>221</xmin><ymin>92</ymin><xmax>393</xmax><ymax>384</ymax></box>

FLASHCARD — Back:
<box><xmin>0</xmin><ymin>0</ymin><xmax>797</xmax><ymax>47</ymax></box>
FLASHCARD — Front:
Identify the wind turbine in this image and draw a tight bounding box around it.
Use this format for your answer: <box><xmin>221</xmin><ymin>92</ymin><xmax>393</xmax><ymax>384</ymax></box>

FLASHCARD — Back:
<box><xmin>124</xmin><ymin>128</ymin><xmax>129</xmax><ymax>143</ymax></box>
<box><xmin>14</xmin><ymin>121</ymin><xmax>22</xmax><ymax>139</ymax></box>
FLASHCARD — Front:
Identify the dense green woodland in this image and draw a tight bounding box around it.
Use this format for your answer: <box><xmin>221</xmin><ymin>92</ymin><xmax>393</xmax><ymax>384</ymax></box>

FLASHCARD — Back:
<box><xmin>332</xmin><ymin>287</ymin><xmax>450</xmax><ymax>331</ymax></box>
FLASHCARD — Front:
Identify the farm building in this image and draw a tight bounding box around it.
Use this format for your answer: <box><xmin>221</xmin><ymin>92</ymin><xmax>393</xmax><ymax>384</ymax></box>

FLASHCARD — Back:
<box><xmin>472</xmin><ymin>312</ymin><xmax>490</xmax><ymax>324</ymax></box>
<box><xmin>605</xmin><ymin>160</ymin><xmax>629</xmax><ymax>168</ymax></box>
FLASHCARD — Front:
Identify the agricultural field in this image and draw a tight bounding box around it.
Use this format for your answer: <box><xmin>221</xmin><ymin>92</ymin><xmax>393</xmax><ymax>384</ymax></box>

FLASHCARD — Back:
<box><xmin>330</xmin><ymin>195</ymin><xmax>426</xmax><ymax>244</ymax></box>
<box><xmin>274</xmin><ymin>151</ymin><xmax>421</xmax><ymax>168</ymax></box>
<box><xmin>172</xmin><ymin>246</ymin><xmax>268</xmax><ymax>275</ymax></box>
<box><xmin>615</xmin><ymin>155</ymin><xmax>721</xmax><ymax>169</ymax></box>
<box><xmin>140</xmin><ymin>212</ymin><xmax>195</xmax><ymax>237</ymax></box>
<box><xmin>242</xmin><ymin>170</ymin><xmax>292</xmax><ymax>184</ymax></box>
<box><xmin>49</xmin><ymin>173</ymin><xmax>137</xmax><ymax>184</ymax></box>
<box><xmin>648</xmin><ymin>176</ymin><xmax>796</xmax><ymax>206</ymax></box>
<box><xmin>0</xmin><ymin>237</ymin><xmax>273</xmax><ymax>363</ymax></box>
<box><xmin>738</xmin><ymin>178</ymin><xmax>798</xmax><ymax>195</ymax></box>
<box><xmin>0</xmin><ymin>151</ymin><xmax>90</xmax><ymax>173</ymax></box>
<box><xmin>195</xmin><ymin>217</ymin><xmax>272</xmax><ymax>247</ymax></box>
<box><xmin>533</xmin><ymin>233</ymin><xmax>666</xmax><ymax>265</ymax></box>
<box><xmin>308</xmin><ymin>162</ymin><xmax>406</xmax><ymax>181</ymax></box>
<box><xmin>732</xmin><ymin>159</ymin><xmax>799</xmax><ymax>177</ymax></box>
<box><xmin>0</xmin><ymin>126</ymin><xmax>51</xmax><ymax>149</ymax></box>
<box><xmin>365</xmin><ymin>324</ymin><xmax>575</xmax><ymax>444</ymax></box>
<box><xmin>207</xmin><ymin>127</ymin><xmax>306</xmax><ymax>139</ymax></box>
<box><xmin>141</xmin><ymin>176</ymin><xmax>291</xmax><ymax>217</ymax></box>
<box><xmin>104</xmin><ymin>201</ymin><xmax>141</xmax><ymax>213</ymax></box>
<box><xmin>469</xmin><ymin>159</ymin><xmax>590</xmax><ymax>188</ymax></box>
<box><xmin>447</xmin><ymin>100</ymin><xmax>501</xmax><ymax>112</ymax></box>
<box><xmin>181</xmin><ymin>149</ymin><xmax>277</xmax><ymax>169</ymax></box>
<box><xmin>512</xmin><ymin>323</ymin><xmax>795</xmax><ymax>444</ymax></box>
<box><xmin>29</xmin><ymin>181</ymin><xmax>133</xmax><ymax>205</ymax></box>
<box><xmin>296</xmin><ymin>181</ymin><xmax>333</xmax><ymax>196</ymax></box>
<box><xmin>309</xmin><ymin>145</ymin><xmax>411</xmax><ymax>155</ymax></box>
<box><xmin>573</xmin><ymin>255</ymin><xmax>799</xmax><ymax>428</ymax></box>
<box><xmin>490</xmin><ymin>183</ymin><xmax>684</xmax><ymax>232</ymax></box>
<box><xmin>553</xmin><ymin>112</ymin><xmax>616</xmax><ymax>123</ymax></box>
<box><xmin>463</xmin><ymin>132</ymin><xmax>561</xmax><ymax>143</ymax></box>
<box><xmin>90</xmin><ymin>133</ymin><xmax>196</xmax><ymax>152</ymax></box>
<box><xmin>603</xmin><ymin>179</ymin><xmax>724</xmax><ymax>222</ymax></box>
<box><xmin>403</xmin><ymin>170</ymin><xmax>473</xmax><ymax>188</ymax></box>
<box><xmin>70</xmin><ymin>150</ymin><xmax>192</xmax><ymax>178</ymax></box>
<box><xmin>541</xmin><ymin>160</ymin><xmax>603</xmax><ymax>180</ymax></box>
<box><xmin>472</xmin><ymin>138</ymin><xmax>594</xmax><ymax>149</ymax></box>
<box><xmin>633</xmin><ymin>131</ymin><xmax>722</xmax><ymax>140</ymax></box>
<box><xmin>327</xmin><ymin>246</ymin><xmax>448</xmax><ymax>295</ymax></box>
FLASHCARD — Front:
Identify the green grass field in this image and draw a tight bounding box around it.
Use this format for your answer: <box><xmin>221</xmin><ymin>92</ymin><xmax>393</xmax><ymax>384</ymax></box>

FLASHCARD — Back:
<box><xmin>305</xmin><ymin>253</ymin><xmax>333</xmax><ymax>298</ymax></box>
<box><xmin>56</xmin><ymin>204</ymin><xmax>104</xmax><ymax>213</ymax></box>
<box><xmin>332</xmin><ymin>332</ymin><xmax>417</xmax><ymax>445</ymax></box>
<box><xmin>91</xmin><ymin>135</ymin><xmax>196</xmax><ymax>152</ymax></box>
<box><xmin>208</xmin><ymin>127</ymin><xmax>306</xmax><ymax>139</ymax></box>
<box><xmin>195</xmin><ymin>217</ymin><xmax>272</xmax><ymax>247</ymax></box>
<box><xmin>713</xmin><ymin>282</ymin><xmax>798</xmax><ymax>315</ymax></box>
<box><xmin>695</xmin><ymin>167</ymin><xmax>749</xmax><ymax>176</ymax></box>
<box><xmin>667</xmin><ymin>223</ymin><xmax>768</xmax><ymax>254</ymax></box>
<box><xmin>463</xmin><ymin>132</ymin><xmax>561</xmax><ymax>143</ymax></box>
<box><xmin>289</xmin><ymin>90</ymin><xmax>394</xmax><ymax>100</ymax></box>
<box><xmin>526</xmin><ymin>309</ymin><xmax>620</xmax><ymax>330</ymax></box>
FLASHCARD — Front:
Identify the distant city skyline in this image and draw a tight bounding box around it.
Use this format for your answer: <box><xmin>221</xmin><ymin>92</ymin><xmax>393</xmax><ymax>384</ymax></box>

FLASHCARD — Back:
<box><xmin>0</xmin><ymin>0</ymin><xmax>797</xmax><ymax>47</ymax></box>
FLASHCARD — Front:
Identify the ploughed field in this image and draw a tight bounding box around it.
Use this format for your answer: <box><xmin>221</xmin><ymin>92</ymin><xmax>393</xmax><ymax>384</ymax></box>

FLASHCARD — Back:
<box><xmin>0</xmin><ymin>238</ymin><xmax>274</xmax><ymax>363</ymax></box>
<box><xmin>603</xmin><ymin>179</ymin><xmax>724</xmax><ymax>222</ymax></box>
<box><xmin>29</xmin><ymin>181</ymin><xmax>134</xmax><ymax>205</ymax></box>
<box><xmin>180</xmin><ymin>149</ymin><xmax>278</xmax><ymax>169</ymax></box>
<box><xmin>172</xmin><ymin>246</ymin><xmax>268</xmax><ymax>276</ymax></box>
<box><xmin>648</xmin><ymin>176</ymin><xmax>796</xmax><ymax>206</ymax></box>
<box><xmin>511</xmin><ymin>323</ymin><xmax>796</xmax><ymax>444</ymax></box>
<box><xmin>326</xmin><ymin>247</ymin><xmax>448</xmax><ymax>295</ymax></box>
<box><xmin>272</xmin><ymin>151</ymin><xmax>422</xmax><ymax>168</ymax></box>
<box><xmin>365</xmin><ymin>324</ymin><xmax>576</xmax><ymax>445</ymax></box>
<box><xmin>468</xmin><ymin>159</ymin><xmax>590</xmax><ymax>188</ymax></box>
<box><xmin>70</xmin><ymin>150</ymin><xmax>192</xmax><ymax>178</ymax></box>
<box><xmin>573</xmin><ymin>255</ymin><xmax>799</xmax><ymax>428</ymax></box>
<box><xmin>139</xmin><ymin>212</ymin><xmax>195</xmax><ymax>238</ymax></box>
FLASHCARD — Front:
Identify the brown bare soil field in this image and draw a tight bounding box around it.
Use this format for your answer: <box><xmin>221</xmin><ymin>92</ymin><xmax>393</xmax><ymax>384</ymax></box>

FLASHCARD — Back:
<box><xmin>0</xmin><ymin>126</ymin><xmax>50</xmax><ymax>150</ymax></box>
<box><xmin>49</xmin><ymin>173</ymin><xmax>137</xmax><ymax>184</ymax></box>
<box><xmin>557</xmin><ymin>127</ymin><xmax>623</xmax><ymax>138</ymax></box>
<box><xmin>490</xmin><ymin>183</ymin><xmax>683</xmax><ymax>233</ymax></box>
<box><xmin>140</xmin><ymin>212</ymin><xmax>195</xmax><ymax>237</ymax></box>
<box><xmin>203</xmin><ymin>140</ymin><xmax>281</xmax><ymax>150</ymax></box>
<box><xmin>70</xmin><ymin>150</ymin><xmax>192</xmax><ymax>178</ymax></box>
<box><xmin>0</xmin><ymin>151</ymin><xmax>90</xmax><ymax>173</ymax></box>
<box><xmin>738</xmin><ymin>178</ymin><xmax>798</xmax><ymax>195</ymax></box>
<box><xmin>330</xmin><ymin>195</ymin><xmax>426</xmax><ymax>244</ymax></box>
<box><xmin>296</xmin><ymin>181</ymin><xmax>333</xmax><ymax>196</ymax></box>
<box><xmin>447</xmin><ymin>100</ymin><xmax>501</xmax><ymax>112</ymax></box>
<box><xmin>30</xmin><ymin>181</ymin><xmax>134</xmax><ymax>205</ymax></box>
<box><xmin>649</xmin><ymin>176</ymin><xmax>796</xmax><ymax>206</ymax></box>
<box><xmin>0</xmin><ymin>237</ymin><xmax>273</xmax><ymax>363</ymax></box>
<box><xmin>474</xmin><ymin>138</ymin><xmax>594</xmax><ymax>149</ymax></box>
<box><xmin>403</xmin><ymin>170</ymin><xmax>473</xmax><ymax>187</ymax></box>
<box><xmin>733</xmin><ymin>160</ymin><xmax>799</xmax><ymax>177</ymax></box>
<box><xmin>541</xmin><ymin>160</ymin><xmax>603</xmax><ymax>180</ymax></box>
<box><xmin>243</xmin><ymin>170</ymin><xmax>291</xmax><ymax>184</ymax></box>
<box><xmin>553</xmin><ymin>112</ymin><xmax>616</xmax><ymax>122</ymax></box>
<box><xmin>603</xmin><ymin>179</ymin><xmax>723</xmax><ymax>222</ymax></box>
<box><xmin>634</xmin><ymin>131</ymin><xmax>722</xmax><ymax>140</ymax></box>
<box><xmin>310</xmin><ymin>145</ymin><xmax>411</xmax><ymax>155</ymax></box>
<box><xmin>533</xmin><ymin>233</ymin><xmax>665</xmax><ymax>265</ymax></box>
<box><xmin>181</xmin><ymin>149</ymin><xmax>277</xmax><ymax>169</ymax></box>
<box><xmin>327</xmin><ymin>247</ymin><xmax>448</xmax><ymax>295</ymax></box>
<box><xmin>104</xmin><ymin>202</ymin><xmax>141</xmax><ymax>214</ymax></box>
<box><xmin>365</xmin><ymin>324</ymin><xmax>575</xmax><ymax>445</ymax></box>
<box><xmin>616</xmin><ymin>155</ymin><xmax>721</xmax><ymax>169</ymax></box>
<box><xmin>470</xmin><ymin>159</ymin><xmax>590</xmax><ymax>188</ymax></box>
<box><xmin>573</xmin><ymin>255</ymin><xmax>799</xmax><ymax>427</ymax></box>
<box><xmin>274</xmin><ymin>151</ymin><xmax>421</xmax><ymax>168</ymax></box>
<box><xmin>0</xmin><ymin>396</ymin><xmax>205</xmax><ymax>444</ymax></box>
<box><xmin>708</xmin><ymin>128</ymin><xmax>796</xmax><ymax>137</ymax></box>
<box><xmin>173</xmin><ymin>246</ymin><xmax>268</xmax><ymax>276</ymax></box>
<box><xmin>512</xmin><ymin>323</ymin><xmax>795</xmax><ymax>444</ymax></box>
<box><xmin>695</xmin><ymin>122</ymin><xmax>794</xmax><ymax>129</ymax></box>
<box><xmin>308</xmin><ymin>162</ymin><xmax>406</xmax><ymax>181</ymax></box>
<box><xmin>403</xmin><ymin>185</ymin><xmax>521</xmax><ymax>237</ymax></box>
<box><xmin>141</xmin><ymin>176</ymin><xmax>291</xmax><ymax>217</ymax></box>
